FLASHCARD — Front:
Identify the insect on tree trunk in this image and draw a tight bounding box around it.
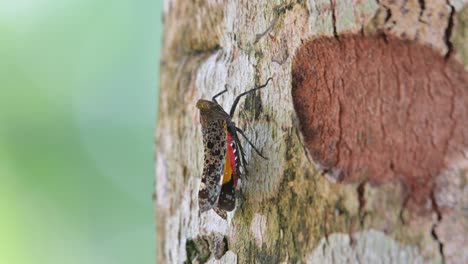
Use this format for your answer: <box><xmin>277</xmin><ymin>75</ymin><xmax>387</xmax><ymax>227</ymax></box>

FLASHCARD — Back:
<box><xmin>156</xmin><ymin>1</ymin><xmax>468</xmax><ymax>263</ymax></box>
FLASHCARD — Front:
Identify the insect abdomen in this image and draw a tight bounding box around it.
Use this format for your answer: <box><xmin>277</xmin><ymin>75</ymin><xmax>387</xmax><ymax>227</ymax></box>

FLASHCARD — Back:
<box><xmin>217</xmin><ymin>133</ymin><xmax>238</xmax><ymax>211</ymax></box>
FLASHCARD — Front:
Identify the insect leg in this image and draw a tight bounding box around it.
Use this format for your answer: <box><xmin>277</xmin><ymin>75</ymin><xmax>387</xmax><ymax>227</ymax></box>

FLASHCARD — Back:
<box><xmin>212</xmin><ymin>85</ymin><xmax>229</xmax><ymax>103</ymax></box>
<box><xmin>235</xmin><ymin>127</ymin><xmax>268</xmax><ymax>160</ymax></box>
<box><xmin>232</xmin><ymin>133</ymin><xmax>249</xmax><ymax>173</ymax></box>
<box><xmin>229</xmin><ymin>77</ymin><xmax>272</xmax><ymax>118</ymax></box>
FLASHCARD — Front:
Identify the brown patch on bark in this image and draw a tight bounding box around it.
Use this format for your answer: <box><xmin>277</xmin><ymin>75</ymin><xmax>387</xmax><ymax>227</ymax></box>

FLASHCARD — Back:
<box><xmin>292</xmin><ymin>34</ymin><xmax>468</xmax><ymax>213</ymax></box>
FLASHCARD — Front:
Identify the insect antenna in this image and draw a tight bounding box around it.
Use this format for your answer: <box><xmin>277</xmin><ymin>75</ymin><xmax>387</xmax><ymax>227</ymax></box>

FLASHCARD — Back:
<box><xmin>212</xmin><ymin>84</ymin><xmax>229</xmax><ymax>104</ymax></box>
<box><xmin>229</xmin><ymin>77</ymin><xmax>272</xmax><ymax>118</ymax></box>
<box><xmin>235</xmin><ymin>127</ymin><xmax>268</xmax><ymax>159</ymax></box>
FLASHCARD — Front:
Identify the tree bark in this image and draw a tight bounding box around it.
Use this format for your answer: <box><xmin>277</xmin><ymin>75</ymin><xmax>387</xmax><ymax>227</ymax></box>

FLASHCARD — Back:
<box><xmin>156</xmin><ymin>1</ymin><xmax>468</xmax><ymax>263</ymax></box>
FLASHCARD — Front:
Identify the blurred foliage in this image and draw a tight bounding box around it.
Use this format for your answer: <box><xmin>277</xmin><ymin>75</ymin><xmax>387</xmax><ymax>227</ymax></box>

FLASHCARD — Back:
<box><xmin>0</xmin><ymin>1</ymin><xmax>161</xmax><ymax>263</ymax></box>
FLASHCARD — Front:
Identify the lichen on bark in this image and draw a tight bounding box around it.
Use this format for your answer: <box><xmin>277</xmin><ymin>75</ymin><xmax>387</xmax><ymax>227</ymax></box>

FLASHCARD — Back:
<box><xmin>156</xmin><ymin>1</ymin><xmax>468</xmax><ymax>263</ymax></box>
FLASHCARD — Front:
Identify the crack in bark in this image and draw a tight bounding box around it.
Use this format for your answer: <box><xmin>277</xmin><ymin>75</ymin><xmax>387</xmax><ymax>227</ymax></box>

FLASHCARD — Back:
<box><xmin>295</xmin><ymin>127</ymin><xmax>312</xmax><ymax>164</ymax></box>
<box><xmin>255</xmin><ymin>1</ymin><xmax>300</xmax><ymax>43</ymax></box>
<box><xmin>357</xmin><ymin>181</ymin><xmax>367</xmax><ymax>227</ymax></box>
<box><xmin>444</xmin><ymin>1</ymin><xmax>455</xmax><ymax>59</ymax></box>
<box><xmin>417</xmin><ymin>0</ymin><xmax>426</xmax><ymax>23</ymax></box>
<box><xmin>323</xmin><ymin>202</ymin><xmax>331</xmax><ymax>245</ymax></box>
<box><xmin>255</xmin><ymin>12</ymin><xmax>279</xmax><ymax>43</ymax></box>
<box><xmin>399</xmin><ymin>191</ymin><xmax>410</xmax><ymax>225</ymax></box>
<box><xmin>271</xmin><ymin>38</ymin><xmax>289</xmax><ymax>65</ymax></box>
<box><xmin>430</xmin><ymin>190</ymin><xmax>445</xmax><ymax>264</ymax></box>
<box><xmin>335</xmin><ymin>96</ymin><xmax>343</xmax><ymax>170</ymax></box>
<box><xmin>186</xmin><ymin>44</ymin><xmax>222</xmax><ymax>57</ymax></box>
<box><xmin>271</xmin><ymin>56</ymin><xmax>288</xmax><ymax>65</ymax></box>
<box><xmin>330</xmin><ymin>0</ymin><xmax>338</xmax><ymax>38</ymax></box>
<box><xmin>384</xmin><ymin>7</ymin><xmax>392</xmax><ymax>24</ymax></box>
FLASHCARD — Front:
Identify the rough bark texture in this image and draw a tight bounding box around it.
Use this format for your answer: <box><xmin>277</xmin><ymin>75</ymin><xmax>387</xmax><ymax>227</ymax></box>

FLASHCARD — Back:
<box><xmin>156</xmin><ymin>1</ymin><xmax>468</xmax><ymax>263</ymax></box>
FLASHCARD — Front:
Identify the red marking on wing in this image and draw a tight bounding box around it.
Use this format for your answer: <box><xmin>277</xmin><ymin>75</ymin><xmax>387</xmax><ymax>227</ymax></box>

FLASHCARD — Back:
<box><xmin>226</xmin><ymin>132</ymin><xmax>239</xmax><ymax>187</ymax></box>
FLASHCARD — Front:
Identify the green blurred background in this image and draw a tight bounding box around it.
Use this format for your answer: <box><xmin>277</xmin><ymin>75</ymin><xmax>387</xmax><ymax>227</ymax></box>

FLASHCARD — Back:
<box><xmin>0</xmin><ymin>1</ymin><xmax>161</xmax><ymax>263</ymax></box>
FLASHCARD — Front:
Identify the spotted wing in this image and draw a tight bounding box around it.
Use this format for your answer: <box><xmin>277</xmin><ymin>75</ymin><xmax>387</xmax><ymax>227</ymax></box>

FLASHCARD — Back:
<box><xmin>198</xmin><ymin>119</ymin><xmax>227</xmax><ymax>212</ymax></box>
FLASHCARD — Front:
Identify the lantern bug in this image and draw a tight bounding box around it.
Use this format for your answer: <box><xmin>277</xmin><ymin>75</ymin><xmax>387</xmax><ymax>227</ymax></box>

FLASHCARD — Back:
<box><xmin>196</xmin><ymin>78</ymin><xmax>272</xmax><ymax>219</ymax></box>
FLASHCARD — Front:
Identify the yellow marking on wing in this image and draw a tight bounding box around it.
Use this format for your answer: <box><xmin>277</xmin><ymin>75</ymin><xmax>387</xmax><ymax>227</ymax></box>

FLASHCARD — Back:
<box><xmin>222</xmin><ymin>156</ymin><xmax>233</xmax><ymax>184</ymax></box>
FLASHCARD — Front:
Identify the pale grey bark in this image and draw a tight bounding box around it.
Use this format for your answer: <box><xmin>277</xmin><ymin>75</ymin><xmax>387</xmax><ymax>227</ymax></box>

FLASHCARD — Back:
<box><xmin>156</xmin><ymin>1</ymin><xmax>468</xmax><ymax>263</ymax></box>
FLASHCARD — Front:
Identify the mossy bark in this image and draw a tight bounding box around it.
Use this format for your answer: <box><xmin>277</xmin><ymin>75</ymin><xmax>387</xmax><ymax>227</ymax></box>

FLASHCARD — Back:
<box><xmin>156</xmin><ymin>1</ymin><xmax>468</xmax><ymax>263</ymax></box>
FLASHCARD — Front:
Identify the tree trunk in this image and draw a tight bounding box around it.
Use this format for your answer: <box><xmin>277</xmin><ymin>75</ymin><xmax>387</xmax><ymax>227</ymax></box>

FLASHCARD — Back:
<box><xmin>156</xmin><ymin>1</ymin><xmax>468</xmax><ymax>263</ymax></box>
